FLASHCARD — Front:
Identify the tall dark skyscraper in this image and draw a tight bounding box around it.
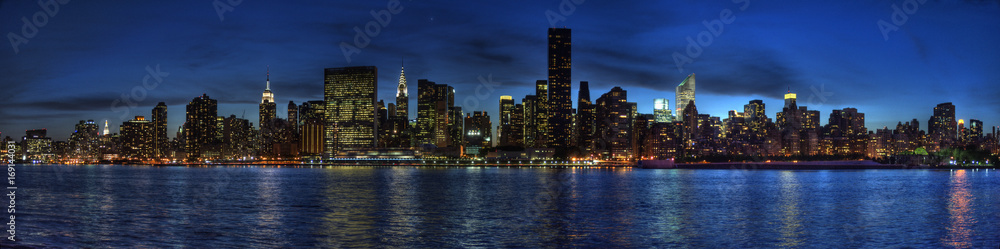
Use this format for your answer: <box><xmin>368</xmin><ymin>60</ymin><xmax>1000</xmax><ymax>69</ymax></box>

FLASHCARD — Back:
<box><xmin>152</xmin><ymin>102</ymin><xmax>167</xmax><ymax>158</ymax></box>
<box><xmin>185</xmin><ymin>94</ymin><xmax>218</xmax><ymax>162</ymax></box>
<box><xmin>595</xmin><ymin>87</ymin><xmax>632</xmax><ymax>160</ymax></box>
<box><xmin>576</xmin><ymin>81</ymin><xmax>595</xmax><ymax>155</ymax></box>
<box><xmin>288</xmin><ymin>101</ymin><xmax>298</xmax><ymax>133</ymax></box>
<box><xmin>324</xmin><ymin>66</ymin><xmax>378</xmax><ymax>155</ymax></box>
<box><xmin>522</xmin><ymin>95</ymin><xmax>539</xmax><ymax>147</ymax></box>
<box><xmin>510</xmin><ymin>103</ymin><xmax>525</xmax><ymax>147</ymax></box>
<box><xmin>448</xmin><ymin>106</ymin><xmax>464</xmax><ymax>148</ymax></box>
<box><xmin>547</xmin><ymin>28</ymin><xmax>572</xmax><ymax>148</ymax></box>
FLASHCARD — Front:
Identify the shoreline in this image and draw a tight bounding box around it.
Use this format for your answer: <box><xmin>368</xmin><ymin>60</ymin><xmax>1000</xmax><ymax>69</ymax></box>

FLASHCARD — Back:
<box><xmin>19</xmin><ymin>160</ymin><xmax>999</xmax><ymax>170</ymax></box>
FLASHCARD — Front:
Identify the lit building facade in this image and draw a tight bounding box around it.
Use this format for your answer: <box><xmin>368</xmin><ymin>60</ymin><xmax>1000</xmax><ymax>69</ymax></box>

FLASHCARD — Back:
<box><xmin>416</xmin><ymin>79</ymin><xmax>454</xmax><ymax>147</ymax></box>
<box><xmin>185</xmin><ymin>94</ymin><xmax>218</xmax><ymax>162</ymax></box>
<box><xmin>120</xmin><ymin>116</ymin><xmax>153</xmax><ymax>159</ymax></box>
<box><xmin>595</xmin><ymin>87</ymin><xmax>633</xmax><ymax>160</ymax></box>
<box><xmin>675</xmin><ymin>73</ymin><xmax>695</xmax><ymax>120</ymax></box>
<box><xmin>324</xmin><ymin>66</ymin><xmax>378</xmax><ymax>156</ymax></box>
<box><xmin>654</xmin><ymin>98</ymin><xmax>672</xmax><ymax>123</ymax></box>
<box><xmin>498</xmin><ymin>96</ymin><xmax>515</xmax><ymax>146</ymax></box>
<box><xmin>929</xmin><ymin>102</ymin><xmax>957</xmax><ymax>149</ymax></box>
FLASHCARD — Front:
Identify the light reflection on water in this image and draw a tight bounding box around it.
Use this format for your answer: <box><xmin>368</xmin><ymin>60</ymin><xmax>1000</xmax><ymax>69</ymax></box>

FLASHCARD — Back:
<box><xmin>944</xmin><ymin>170</ymin><xmax>975</xmax><ymax>248</ymax></box>
<box><xmin>778</xmin><ymin>171</ymin><xmax>803</xmax><ymax>248</ymax></box>
<box><xmin>6</xmin><ymin>165</ymin><xmax>1000</xmax><ymax>248</ymax></box>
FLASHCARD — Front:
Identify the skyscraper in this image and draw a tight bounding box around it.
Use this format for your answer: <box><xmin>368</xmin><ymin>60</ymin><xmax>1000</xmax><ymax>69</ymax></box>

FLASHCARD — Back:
<box><xmin>547</xmin><ymin>28</ymin><xmax>572</xmax><ymax>148</ymax></box>
<box><xmin>969</xmin><ymin>119</ymin><xmax>983</xmax><ymax>140</ymax></box>
<box><xmin>595</xmin><ymin>87</ymin><xmax>632</xmax><ymax>160</ymax></box>
<box><xmin>259</xmin><ymin>69</ymin><xmax>277</xmax><ymax>157</ymax></box>
<box><xmin>152</xmin><ymin>102</ymin><xmax>167</xmax><ymax>158</ymax></box>
<box><xmin>675</xmin><ymin>73</ymin><xmax>696</xmax><ymax>120</ymax></box>
<box><xmin>682</xmin><ymin>101</ymin><xmax>699</xmax><ymax>141</ymax></box>
<box><xmin>784</xmin><ymin>89</ymin><xmax>797</xmax><ymax>110</ymax></box>
<box><xmin>121</xmin><ymin>116</ymin><xmax>153</xmax><ymax>159</ymax></box>
<box><xmin>576</xmin><ymin>81</ymin><xmax>595</xmax><ymax>154</ymax></box>
<box><xmin>288</xmin><ymin>101</ymin><xmax>298</xmax><ymax>134</ymax></box>
<box><xmin>522</xmin><ymin>95</ymin><xmax>538</xmax><ymax>147</ymax></box>
<box><xmin>260</xmin><ymin>68</ymin><xmax>276</xmax><ymax>129</ymax></box>
<box><xmin>185</xmin><ymin>94</ymin><xmax>218</xmax><ymax>162</ymax></box>
<box><xmin>298</xmin><ymin>100</ymin><xmax>326</xmax><ymax>157</ymax></box>
<box><xmin>222</xmin><ymin>115</ymin><xmax>253</xmax><ymax>160</ymax></box>
<box><xmin>416</xmin><ymin>79</ymin><xmax>455</xmax><ymax>147</ymax></box>
<box><xmin>324</xmin><ymin>66</ymin><xmax>378</xmax><ymax>156</ymax></box>
<box><xmin>498</xmin><ymin>96</ymin><xmax>515</xmax><ymax>146</ymax></box>
<box><xmin>396</xmin><ymin>62</ymin><xmax>409</xmax><ymax>119</ymax></box>
<box><xmin>70</xmin><ymin>120</ymin><xmax>100</xmax><ymax>161</ymax></box>
<box><xmin>929</xmin><ymin>102</ymin><xmax>957</xmax><ymax>147</ymax></box>
<box><xmin>511</xmin><ymin>103</ymin><xmax>525</xmax><ymax>147</ymax></box>
<box><xmin>465</xmin><ymin>111</ymin><xmax>492</xmax><ymax>149</ymax></box>
<box><xmin>744</xmin><ymin>99</ymin><xmax>767</xmax><ymax>141</ymax></box>
<box><xmin>448</xmin><ymin>106</ymin><xmax>464</xmax><ymax>148</ymax></box>
<box><xmin>534</xmin><ymin>80</ymin><xmax>549</xmax><ymax>147</ymax></box>
<box><xmin>654</xmin><ymin>98</ymin><xmax>672</xmax><ymax>123</ymax></box>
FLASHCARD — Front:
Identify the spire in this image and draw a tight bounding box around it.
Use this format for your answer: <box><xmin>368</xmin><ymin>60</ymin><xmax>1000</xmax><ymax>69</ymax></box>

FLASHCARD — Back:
<box><xmin>397</xmin><ymin>59</ymin><xmax>407</xmax><ymax>98</ymax></box>
<box><xmin>261</xmin><ymin>66</ymin><xmax>275</xmax><ymax>104</ymax></box>
<box><xmin>103</xmin><ymin>120</ymin><xmax>110</xmax><ymax>135</ymax></box>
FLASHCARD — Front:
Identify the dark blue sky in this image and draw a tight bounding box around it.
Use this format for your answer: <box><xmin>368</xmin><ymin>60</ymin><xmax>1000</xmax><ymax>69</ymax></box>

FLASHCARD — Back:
<box><xmin>2</xmin><ymin>0</ymin><xmax>999</xmax><ymax>141</ymax></box>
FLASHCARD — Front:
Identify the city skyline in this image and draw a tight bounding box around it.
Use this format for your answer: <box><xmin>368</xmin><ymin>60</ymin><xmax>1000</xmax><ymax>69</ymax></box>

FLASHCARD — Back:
<box><xmin>2</xmin><ymin>1</ymin><xmax>999</xmax><ymax>141</ymax></box>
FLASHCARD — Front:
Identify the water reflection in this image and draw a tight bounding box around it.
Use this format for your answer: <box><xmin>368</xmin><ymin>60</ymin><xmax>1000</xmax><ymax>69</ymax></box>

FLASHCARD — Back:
<box><xmin>10</xmin><ymin>165</ymin><xmax>1000</xmax><ymax>248</ymax></box>
<box><xmin>778</xmin><ymin>171</ymin><xmax>803</xmax><ymax>247</ymax></box>
<box><xmin>943</xmin><ymin>170</ymin><xmax>975</xmax><ymax>248</ymax></box>
<box><xmin>253</xmin><ymin>168</ymin><xmax>284</xmax><ymax>245</ymax></box>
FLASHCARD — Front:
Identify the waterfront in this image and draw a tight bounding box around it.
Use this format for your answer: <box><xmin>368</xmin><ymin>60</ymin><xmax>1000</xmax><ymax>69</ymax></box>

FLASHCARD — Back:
<box><xmin>5</xmin><ymin>165</ymin><xmax>1000</xmax><ymax>248</ymax></box>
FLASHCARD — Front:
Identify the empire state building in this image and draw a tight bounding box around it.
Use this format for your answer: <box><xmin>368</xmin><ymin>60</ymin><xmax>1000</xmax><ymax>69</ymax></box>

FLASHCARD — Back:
<box><xmin>260</xmin><ymin>67</ymin><xmax>276</xmax><ymax>129</ymax></box>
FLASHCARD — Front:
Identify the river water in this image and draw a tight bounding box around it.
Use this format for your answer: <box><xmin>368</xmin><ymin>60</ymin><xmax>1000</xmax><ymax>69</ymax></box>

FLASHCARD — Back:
<box><xmin>4</xmin><ymin>165</ymin><xmax>999</xmax><ymax>248</ymax></box>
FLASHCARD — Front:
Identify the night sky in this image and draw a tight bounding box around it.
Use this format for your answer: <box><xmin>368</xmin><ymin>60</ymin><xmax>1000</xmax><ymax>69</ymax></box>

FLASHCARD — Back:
<box><xmin>1</xmin><ymin>0</ymin><xmax>998</xmax><ymax>141</ymax></box>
